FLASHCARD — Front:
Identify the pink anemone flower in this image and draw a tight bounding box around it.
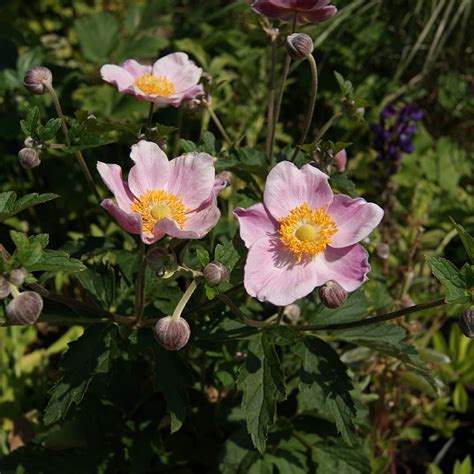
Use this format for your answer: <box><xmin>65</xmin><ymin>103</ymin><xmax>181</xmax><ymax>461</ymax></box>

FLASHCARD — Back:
<box><xmin>334</xmin><ymin>149</ymin><xmax>347</xmax><ymax>172</ymax></box>
<box><xmin>251</xmin><ymin>0</ymin><xmax>337</xmax><ymax>25</ymax></box>
<box><xmin>97</xmin><ymin>141</ymin><xmax>225</xmax><ymax>244</ymax></box>
<box><xmin>234</xmin><ymin>161</ymin><xmax>383</xmax><ymax>306</ymax></box>
<box><xmin>100</xmin><ymin>53</ymin><xmax>204</xmax><ymax>107</ymax></box>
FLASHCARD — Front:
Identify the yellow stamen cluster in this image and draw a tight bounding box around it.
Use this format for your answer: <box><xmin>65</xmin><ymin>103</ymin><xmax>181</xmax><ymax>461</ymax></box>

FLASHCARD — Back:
<box><xmin>134</xmin><ymin>73</ymin><xmax>176</xmax><ymax>97</ymax></box>
<box><xmin>279</xmin><ymin>202</ymin><xmax>337</xmax><ymax>262</ymax></box>
<box><xmin>131</xmin><ymin>190</ymin><xmax>189</xmax><ymax>234</ymax></box>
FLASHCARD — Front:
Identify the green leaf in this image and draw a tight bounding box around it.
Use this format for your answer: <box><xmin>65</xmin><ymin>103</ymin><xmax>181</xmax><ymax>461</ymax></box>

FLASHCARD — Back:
<box><xmin>426</xmin><ymin>256</ymin><xmax>472</xmax><ymax>303</ymax></box>
<box><xmin>334</xmin><ymin>71</ymin><xmax>354</xmax><ymax>96</ymax></box>
<box><xmin>44</xmin><ymin>326</ymin><xmax>119</xmax><ymax>425</ymax></box>
<box><xmin>313</xmin><ymin>445</ymin><xmax>371</xmax><ymax>474</ymax></box>
<box><xmin>38</xmin><ymin>118</ymin><xmax>62</xmax><ymax>141</ymax></box>
<box><xmin>237</xmin><ymin>333</ymin><xmax>286</xmax><ymax>454</ymax></box>
<box><xmin>215</xmin><ymin>241</ymin><xmax>240</xmax><ymax>274</ymax></box>
<box><xmin>20</xmin><ymin>106</ymin><xmax>40</xmax><ymax>137</ymax></box>
<box><xmin>75</xmin><ymin>266</ymin><xmax>115</xmax><ymax>308</ymax></box>
<box><xmin>74</xmin><ymin>12</ymin><xmax>119</xmax><ymax>64</ymax></box>
<box><xmin>313</xmin><ymin>290</ymin><xmax>368</xmax><ymax>324</ymax></box>
<box><xmin>329</xmin><ymin>174</ymin><xmax>356</xmax><ymax>195</ymax></box>
<box><xmin>296</xmin><ymin>337</ymin><xmax>357</xmax><ymax>446</ymax></box>
<box><xmin>451</xmin><ymin>218</ymin><xmax>474</xmax><ymax>263</ymax></box>
<box><xmin>10</xmin><ymin>231</ymin><xmax>43</xmax><ymax>267</ymax></box>
<box><xmin>29</xmin><ymin>249</ymin><xmax>85</xmax><ymax>274</ymax></box>
<box><xmin>196</xmin><ymin>247</ymin><xmax>210</xmax><ymax>267</ymax></box>
<box><xmin>0</xmin><ymin>192</ymin><xmax>58</xmax><ymax>222</ymax></box>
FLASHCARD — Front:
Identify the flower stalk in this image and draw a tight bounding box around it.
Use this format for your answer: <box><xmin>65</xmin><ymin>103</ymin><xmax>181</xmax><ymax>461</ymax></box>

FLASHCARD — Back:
<box><xmin>134</xmin><ymin>242</ymin><xmax>147</xmax><ymax>325</ymax></box>
<box><xmin>265</xmin><ymin>31</ymin><xmax>279</xmax><ymax>162</ymax></box>
<box><xmin>171</xmin><ymin>279</ymin><xmax>198</xmax><ymax>322</ymax></box>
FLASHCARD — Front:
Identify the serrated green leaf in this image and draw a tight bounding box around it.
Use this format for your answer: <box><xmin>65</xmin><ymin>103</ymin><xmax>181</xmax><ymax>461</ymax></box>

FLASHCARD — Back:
<box><xmin>296</xmin><ymin>337</ymin><xmax>357</xmax><ymax>446</ymax></box>
<box><xmin>38</xmin><ymin>118</ymin><xmax>62</xmax><ymax>141</ymax></box>
<box><xmin>314</xmin><ymin>290</ymin><xmax>368</xmax><ymax>324</ymax></box>
<box><xmin>313</xmin><ymin>445</ymin><xmax>371</xmax><ymax>474</ymax></box>
<box><xmin>75</xmin><ymin>266</ymin><xmax>115</xmax><ymax>308</ymax></box>
<box><xmin>196</xmin><ymin>247</ymin><xmax>210</xmax><ymax>267</ymax></box>
<box><xmin>20</xmin><ymin>106</ymin><xmax>40</xmax><ymax>136</ymax></box>
<box><xmin>215</xmin><ymin>241</ymin><xmax>240</xmax><ymax>274</ymax></box>
<box><xmin>29</xmin><ymin>249</ymin><xmax>85</xmax><ymax>274</ymax></box>
<box><xmin>44</xmin><ymin>326</ymin><xmax>119</xmax><ymax>425</ymax></box>
<box><xmin>10</xmin><ymin>231</ymin><xmax>43</xmax><ymax>267</ymax></box>
<box><xmin>237</xmin><ymin>333</ymin><xmax>286</xmax><ymax>454</ymax></box>
<box><xmin>427</xmin><ymin>256</ymin><xmax>471</xmax><ymax>303</ymax></box>
<box><xmin>0</xmin><ymin>192</ymin><xmax>58</xmax><ymax>222</ymax></box>
<box><xmin>451</xmin><ymin>218</ymin><xmax>474</xmax><ymax>263</ymax></box>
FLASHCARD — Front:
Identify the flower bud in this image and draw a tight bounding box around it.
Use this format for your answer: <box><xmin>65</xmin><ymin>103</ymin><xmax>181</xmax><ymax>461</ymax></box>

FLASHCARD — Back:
<box><xmin>153</xmin><ymin>316</ymin><xmax>191</xmax><ymax>351</ymax></box>
<box><xmin>400</xmin><ymin>296</ymin><xmax>415</xmax><ymax>308</ymax></box>
<box><xmin>9</xmin><ymin>268</ymin><xmax>28</xmax><ymax>286</ymax></box>
<box><xmin>459</xmin><ymin>310</ymin><xmax>474</xmax><ymax>338</ymax></box>
<box><xmin>333</xmin><ymin>149</ymin><xmax>347</xmax><ymax>172</ymax></box>
<box><xmin>286</xmin><ymin>33</ymin><xmax>314</xmax><ymax>60</ymax></box>
<box><xmin>6</xmin><ymin>291</ymin><xmax>43</xmax><ymax>325</ymax></box>
<box><xmin>23</xmin><ymin>66</ymin><xmax>53</xmax><ymax>95</ymax></box>
<box><xmin>146</xmin><ymin>247</ymin><xmax>177</xmax><ymax>277</ymax></box>
<box><xmin>319</xmin><ymin>281</ymin><xmax>347</xmax><ymax>309</ymax></box>
<box><xmin>376</xmin><ymin>243</ymin><xmax>390</xmax><ymax>260</ymax></box>
<box><xmin>283</xmin><ymin>304</ymin><xmax>301</xmax><ymax>322</ymax></box>
<box><xmin>18</xmin><ymin>148</ymin><xmax>41</xmax><ymax>169</ymax></box>
<box><xmin>0</xmin><ymin>277</ymin><xmax>10</xmax><ymax>299</ymax></box>
<box><xmin>203</xmin><ymin>261</ymin><xmax>229</xmax><ymax>286</ymax></box>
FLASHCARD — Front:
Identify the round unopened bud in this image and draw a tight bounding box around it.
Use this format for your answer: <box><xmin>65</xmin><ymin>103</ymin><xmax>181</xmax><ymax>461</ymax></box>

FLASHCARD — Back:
<box><xmin>154</xmin><ymin>316</ymin><xmax>191</xmax><ymax>351</ymax></box>
<box><xmin>24</xmin><ymin>66</ymin><xmax>53</xmax><ymax>95</ymax></box>
<box><xmin>6</xmin><ymin>291</ymin><xmax>43</xmax><ymax>325</ymax></box>
<box><xmin>287</xmin><ymin>33</ymin><xmax>314</xmax><ymax>59</ymax></box>
<box><xmin>459</xmin><ymin>310</ymin><xmax>474</xmax><ymax>338</ymax></box>
<box><xmin>283</xmin><ymin>304</ymin><xmax>301</xmax><ymax>322</ymax></box>
<box><xmin>9</xmin><ymin>268</ymin><xmax>28</xmax><ymax>286</ymax></box>
<box><xmin>18</xmin><ymin>148</ymin><xmax>41</xmax><ymax>169</ymax></box>
<box><xmin>203</xmin><ymin>261</ymin><xmax>229</xmax><ymax>286</ymax></box>
<box><xmin>146</xmin><ymin>247</ymin><xmax>177</xmax><ymax>277</ymax></box>
<box><xmin>319</xmin><ymin>281</ymin><xmax>348</xmax><ymax>309</ymax></box>
<box><xmin>376</xmin><ymin>243</ymin><xmax>390</xmax><ymax>260</ymax></box>
<box><xmin>0</xmin><ymin>277</ymin><xmax>10</xmax><ymax>299</ymax></box>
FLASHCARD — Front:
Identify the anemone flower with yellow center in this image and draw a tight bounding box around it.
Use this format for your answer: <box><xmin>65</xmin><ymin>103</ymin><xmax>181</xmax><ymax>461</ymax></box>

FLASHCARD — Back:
<box><xmin>234</xmin><ymin>161</ymin><xmax>384</xmax><ymax>306</ymax></box>
<box><xmin>100</xmin><ymin>52</ymin><xmax>204</xmax><ymax>107</ymax></box>
<box><xmin>97</xmin><ymin>140</ymin><xmax>227</xmax><ymax>245</ymax></box>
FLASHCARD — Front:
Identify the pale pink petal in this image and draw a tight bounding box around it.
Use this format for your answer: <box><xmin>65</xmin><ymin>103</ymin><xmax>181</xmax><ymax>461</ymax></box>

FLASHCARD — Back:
<box><xmin>97</xmin><ymin>162</ymin><xmax>135</xmax><ymax>211</ymax></box>
<box><xmin>234</xmin><ymin>204</ymin><xmax>278</xmax><ymax>248</ymax></box>
<box><xmin>328</xmin><ymin>195</ymin><xmax>384</xmax><ymax>248</ymax></box>
<box><xmin>100</xmin><ymin>65</ymin><xmax>135</xmax><ymax>92</ymax></box>
<box><xmin>128</xmin><ymin>141</ymin><xmax>170</xmax><ymax>197</ymax></box>
<box><xmin>263</xmin><ymin>161</ymin><xmax>333</xmax><ymax>220</ymax></box>
<box><xmin>317</xmin><ymin>244</ymin><xmax>371</xmax><ymax>292</ymax></box>
<box><xmin>334</xmin><ymin>149</ymin><xmax>347</xmax><ymax>172</ymax></box>
<box><xmin>166</xmin><ymin>153</ymin><xmax>215</xmax><ymax>210</ymax></box>
<box><xmin>101</xmin><ymin>199</ymin><xmax>141</xmax><ymax>235</ymax></box>
<box><xmin>121</xmin><ymin>59</ymin><xmax>151</xmax><ymax>78</ymax></box>
<box><xmin>152</xmin><ymin>53</ymin><xmax>202</xmax><ymax>89</ymax></box>
<box><xmin>152</xmin><ymin>203</ymin><xmax>220</xmax><ymax>240</ymax></box>
<box><xmin>244</xmin><ymin>236</ymin><xmax>323</xmax><ymax>306</ymax></box>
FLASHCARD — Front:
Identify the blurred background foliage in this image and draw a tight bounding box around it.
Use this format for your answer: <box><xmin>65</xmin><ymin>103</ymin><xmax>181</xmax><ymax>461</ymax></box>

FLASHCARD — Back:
<box><xmin>0</xmin><ymin>0</ymin><xmax>473</xmax><ymax>472</ymax></box>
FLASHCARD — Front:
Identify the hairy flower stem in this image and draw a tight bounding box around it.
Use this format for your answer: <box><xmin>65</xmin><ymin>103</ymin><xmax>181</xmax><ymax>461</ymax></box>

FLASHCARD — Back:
<box><xmin>291</xmin><ymin>53</ymin><xmax>318</xmax><ymax>162</ymax></box>
<box><xmin>146</xmin><ymin>102</ymin><xmax>155</xmax><ymax>129</ymax></box>
<box><xmin>172</xmin><ymin>106</ymin><xmax>184</xmax><ymax>158</ymax></box>
<box><xmin>269</xmin><ymin>13</ymin><xmax>298</xmax><ymax>157</ymax></box>
<box><xmin>171</xmin><ymin>280</ymin><xmax>198</xmax><ymax>322</ymax></box>
<box><xmin>205</xmin><ymin>104</ymin><xmax>232</xmax><ymax>145</ymax></box>
<box><xmin>134</xmin><ymin>242</ymin><xmax>147</xmax><ymax>325</ymax></box>
<box><xmin>44</xmin><ymin>82</ymin><xmax>101</xmax><ymax>203</ymax></box>
<box><xmin>265</xmin><ymin>35</ymin><xmax>278</xmax><ymax>162</ymax></box>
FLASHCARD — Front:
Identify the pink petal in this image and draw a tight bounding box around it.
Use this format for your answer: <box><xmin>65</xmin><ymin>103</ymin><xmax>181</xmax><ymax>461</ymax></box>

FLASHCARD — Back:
<box><xmin>317</xmin><ymin>244</ymin><xmax>371</xmax><ymax>292</ymax></box>
<box><xmin>128</xmin><ymin>141</ymin><xmax>170</xmax><ymax>197</ymax></box>
<box><xmin>152</xmin><ymin>53</ymin><xmax>202</xmax><ymax>90</ymax></box>
<box><xmin>263</xmin><ymin>161</ymin><xmax>333</xmax><ymax>220</ymax></box>
<box><xmin>152</xmin><ymin>202</ymin><xmax>220</xmax><ymax>240</ymax></box>
<box><xmin>328</xmin><ymin>195</ymin><xmax>384</xmax><ymax>248</ymax></box>
<box><xmin>100</xmin><ymin>65</ymin><xmax>134</xmax><ymax>92</ymax></box>
<box><xmin>97</xmin><ymin>162</ymin><xmax>135</xmax><ymax>211</ymax></box>
<box><xmin>101</xmin><ymin>199</ymin><xmax>141</xmax><ymax>235</ymax></box>
<box><xmin>234</xmin><ymin>203</ymin><xmax>278</xmax><ymax>248</ymax></box>
<box><xmin>243</xmin><ymin>236</ymin><xmax>322</xmax><ymax>306</ymax></box>
<box><xmin>121</xmin><ymin>59</ymin><xmax>151</xmax><ymax>78</ymax></box>
<box><xmin>166</xmin><ymin>152</ymin><xmax>215</xmax><ymax>210</ymax></box>
<box><xmin>333</xmin><ymin>149</ymin><xmax>347</xmax><ymax>172</ymax></box>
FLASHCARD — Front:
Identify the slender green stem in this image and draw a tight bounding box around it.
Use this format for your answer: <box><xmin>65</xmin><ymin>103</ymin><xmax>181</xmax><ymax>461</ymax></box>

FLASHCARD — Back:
<box><xmin>217</xmin><ymin>292</ymin><xmax>268</xmax><ymax>328</ymax></box>
<box><xmin>206</xmin><ymin>105</ymin><xmax>232</xmax><ymax>144</ymax></box>
<box><xmin>134</xmin><ymin>242</ymin><xmax>147</xmax><ymax>324</ymax></box>
<box><xmin>265</xmin><ymin>36</ymin><xmax>278</xmax><ymax>162</ymax></box>
<box><xmin>292</xmin><ymin>298</ymin><xmax>446</xmax><ymax>332</ymax></box>
<box><xmin>44</xmin><ymin>82</ymin><xmax>101</xmax><ymax>203</ymax></box>
<box><xmin>172</xmin><ymin>106</ymin><xmax>184</xmax><ymax>158</ymax></box>
<box><xmin>270</xmin><ymin>12</ymin><xmax>298</xmax><ymax>157</ymax></box>
<box><xmin>171</xmin><ymin>280</ymin><xmax>198</xmax><ymax>322</ymax></box>
<box><xmin>291</xmin><ymin>53</ymin><xmax>318</xmax><ymax>162</ymax></box>
<box><xmin>313</xmin><ymin>112</ymin><xmax>343</xmax><ymax>144</ymax></box>
<box><xmin>146</xmin><ymin>102</ymin><xmax>155</xmax><ymax>129</ymax></box>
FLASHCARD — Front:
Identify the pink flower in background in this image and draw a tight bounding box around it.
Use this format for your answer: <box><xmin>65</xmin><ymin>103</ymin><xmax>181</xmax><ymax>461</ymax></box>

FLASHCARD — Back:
<box><xmin>100</xmin><ymin>53</ymin><xmax>204</xmax><ymax>107</ymax></box>
<box><xmin>334</xmin><ymin>149</ymin><xmax>347</xmax><ymax>172</ymax></box>
<box><xmin>234</xmin><ymin>161</ymin><xmax>383</xmax><ymax>306</ymax></box>
<box><xmin>97</xmin><ymin>141</ymin><xmax>225</xmax><ymax>244</ymax></box>
<box><xmin>251</xmin><ymin>0</ymin><xmax>337</xmax><ymax>25</ymax></box>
